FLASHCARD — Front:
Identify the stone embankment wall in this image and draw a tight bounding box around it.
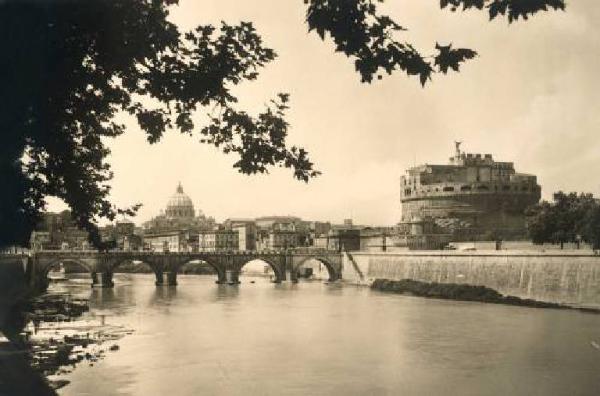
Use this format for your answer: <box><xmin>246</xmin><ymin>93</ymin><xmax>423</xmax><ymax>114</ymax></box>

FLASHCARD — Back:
<box><xmin>342</xmin><ymin>251</ymin><xmax>600</xmax><ymax>307</ymax></box>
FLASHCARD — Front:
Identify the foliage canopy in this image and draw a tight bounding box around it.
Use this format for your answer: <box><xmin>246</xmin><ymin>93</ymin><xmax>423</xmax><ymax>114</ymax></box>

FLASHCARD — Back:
<box><xmin>526</xmin><ymin>192</ymin><xmax>600</xmax><ymax>249</ymax></box>
<box><xmin>0</xmin><ymin>0</ymin><xmax>565</xmax><ymax>248</ymax></box>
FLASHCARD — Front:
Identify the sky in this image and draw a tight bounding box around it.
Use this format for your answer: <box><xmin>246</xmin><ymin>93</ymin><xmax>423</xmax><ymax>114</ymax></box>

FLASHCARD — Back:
<box><xmin>50</xmin><ymin>1</ymin><xmax>600</xmax><ymax>226</ymax></box>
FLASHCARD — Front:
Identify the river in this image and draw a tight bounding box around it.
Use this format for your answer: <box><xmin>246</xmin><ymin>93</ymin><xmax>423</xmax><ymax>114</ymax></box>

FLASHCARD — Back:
<box><xmin>41</xmin><ymin>274</ymin><xmax>600</xmax><ymax>396</ymax></box>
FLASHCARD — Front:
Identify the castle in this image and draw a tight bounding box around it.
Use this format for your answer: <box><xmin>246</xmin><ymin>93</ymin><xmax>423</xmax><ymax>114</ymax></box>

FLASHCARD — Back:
<box><xmin>399</xmin><ymin>142</ymin><xmax>541</xmax><ymax>242</ymax></box>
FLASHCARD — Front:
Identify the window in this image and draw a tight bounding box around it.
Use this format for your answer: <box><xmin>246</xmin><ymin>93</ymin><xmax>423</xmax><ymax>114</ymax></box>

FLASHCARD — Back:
<box><xmin>460</xmin><ymin>185</ymin><xmax>471</xmax><ymax>191</ymax></box>
<box><xmin>443</xmin><ymin>186</ymin><xmax>455</xmax><ymax>192</ymax></box>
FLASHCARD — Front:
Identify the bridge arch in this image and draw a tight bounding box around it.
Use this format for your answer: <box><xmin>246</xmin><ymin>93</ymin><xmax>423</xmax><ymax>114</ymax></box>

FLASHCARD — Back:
<box><xmin>110</xmin><ymin>259</ymin><xmax>164</xmax><ymax>285</ymax></box>
<box><xmin>238</xmin><ymin>258</ymin><xmax>285</xmax><ymax>283</ymax></box>
<box><xmin>293</xmin><ymin>257</ymin><xmax>339</xmax><ymax>282</ymax></box>
<box><xmin>179</xmin><ymin>258</ymin><xmax>226</xmax><ymax>284</ymax></box>
<box><xmin>112</xmin><ymin>259</ymin><xmax>159</xmax><ymax>273</ymax></box>
<box><xmin>43</xmin><ymin>258</ymin><xmax>93</xmax><ymax>276</ymax></box>
<box><xmin>39</xmin><ymin>259</ymin><xmax>94</xmax><ymax>289</ymax></box>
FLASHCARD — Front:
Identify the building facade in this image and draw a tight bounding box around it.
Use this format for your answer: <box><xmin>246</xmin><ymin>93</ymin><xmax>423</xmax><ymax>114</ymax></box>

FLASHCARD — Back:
<box><xmin>100</xmin><ymin>221</ymin><xmax>142</xmax><ymax>251</ymax></box>
<box><xmin>143</xmin><ymin>230</ymin><xmax>198</xmax><ymax>252</ymax></box>
<box><xmin>327</xmin><ymin>229</ymin><xmax>361</xmax><ymax>251</ymax></box>
<box><xmin>30</xmin><ymin>211</ymin><xmax>90</xmax><ymax>250</ymax></box>
<box><xmin>224</xmin><ymin>219</ymin><xmax>257</xmax><ymax>251</ymax></box>
<box><xmin>254</xmin><ymin>216</ymin><xmax>311</xmax><ymax>251</ymax></box>
<box><xmin>198</xmin><ymin>229</ymin><xmax>239</xmax><ymax>251</ymax></box>
<box><xmin>266</xmin><ymin>231</ymin><xmax>301</xmax><ymax>250</ymax></box>
<box><xmin>231</xmin><ymin>224</ymin><xmax>255</xmax><ymax>251</ymax></box>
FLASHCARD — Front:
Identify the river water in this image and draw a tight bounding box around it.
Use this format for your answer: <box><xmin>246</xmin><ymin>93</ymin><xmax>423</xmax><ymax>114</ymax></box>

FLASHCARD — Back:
<box><xmin>45</xmin><ymin>274</ymin><xmax>600</xmax><ymax>396</ymax></box>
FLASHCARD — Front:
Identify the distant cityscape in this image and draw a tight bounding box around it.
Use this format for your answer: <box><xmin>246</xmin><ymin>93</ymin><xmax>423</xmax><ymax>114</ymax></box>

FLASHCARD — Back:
<box><xmin>25</xmin><ymin>143</ymin><xmax>594</xmax><ymax>254</ymax></box>
<box><xmin>29</xmin><ymin>182</ymin><xmax>394</xmax><ymax>253</ymax></box>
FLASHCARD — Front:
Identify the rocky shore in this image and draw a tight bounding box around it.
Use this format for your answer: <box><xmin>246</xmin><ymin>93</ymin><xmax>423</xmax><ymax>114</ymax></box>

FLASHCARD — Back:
<box><xmin>0</xmin><ymin>292</ymin><xmax>131</xmax><ymax>395</ymax></box>
<box><xmin>370</xmin><ymin>279</ymin><xmax>600</xmax><ymax>312</ymax></box>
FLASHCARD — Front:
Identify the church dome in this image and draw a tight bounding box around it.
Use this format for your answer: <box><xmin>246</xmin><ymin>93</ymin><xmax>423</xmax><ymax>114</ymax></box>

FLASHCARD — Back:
<box><xmin>165</xmin><ymin>183</ymin><xmax>195</xmax><ymax>219</ymax></box>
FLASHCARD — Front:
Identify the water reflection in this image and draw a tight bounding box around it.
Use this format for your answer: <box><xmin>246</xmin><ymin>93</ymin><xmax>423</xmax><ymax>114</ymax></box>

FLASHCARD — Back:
<box><xmin>212</xmin><ymin>283</ymin><xmax>240</xmax><ymax>301</ymax></box>
<box><xmin>89</xmin><ymin>283</ymin><xmax>138</xmax><ymax>316</ymax></box>
<box><xmin>0</xmin><ymin>277</ymin><xmax>135</xmax><ymax>396</ymax></box>
<box><xmin>0</xmin><ymin>299</ymin><xmax>57</xmax><ymax>395</ymax></box>
<box><xmin>149</xmin><ymin>287</ymin><xmax>178</xmax><ymax>311</ymax></box>
<box><xmin>0</xmin><ymin>300</ymin><xmax>29</xmax><ymax>347</ymax></box>
<box><xmin>90</xmin><ymin>287</ymin><xmax>116</xmax><ymax>305</ymax></box>
<box><xmin>5</xmin><ymin>274</ymin><xmax>599</xmax><ymax>396</ymax></box>
<box><xmin>0</xmin><ymin>343</ymin><xmax>57</xmax><ymax>396</ymax></box>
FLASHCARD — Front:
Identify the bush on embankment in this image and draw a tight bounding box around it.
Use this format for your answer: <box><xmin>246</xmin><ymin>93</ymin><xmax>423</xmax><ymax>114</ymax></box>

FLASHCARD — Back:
<box><xmin>370</xmin><ymin>279</ymin><xmax>598</xmax><ymax>311</ymax></box>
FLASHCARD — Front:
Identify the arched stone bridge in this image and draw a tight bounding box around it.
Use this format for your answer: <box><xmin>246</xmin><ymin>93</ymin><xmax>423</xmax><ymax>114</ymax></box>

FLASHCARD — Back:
<box><xmin>27</xmin><ymin>249</ymin><xmax>344</xmax><ymax>290</ymax></box>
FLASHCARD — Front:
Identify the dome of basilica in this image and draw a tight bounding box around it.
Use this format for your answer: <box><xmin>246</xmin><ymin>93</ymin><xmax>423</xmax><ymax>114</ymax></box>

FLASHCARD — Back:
<box><xmin>165</xmin><ymin>183</ymin><xmax>195</xmax><ymax>219</ymax></box>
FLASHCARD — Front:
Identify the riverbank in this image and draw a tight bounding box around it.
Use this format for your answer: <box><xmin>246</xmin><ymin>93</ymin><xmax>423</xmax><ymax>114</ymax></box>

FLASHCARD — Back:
<box><xmin>0</xmin><ymin>291</ymin><xmax>131</xmax><ymax>395</ymax></box>
<box><xmin>342</xmin><ymin>251</ymin><xmax>600</xmax><ymax>307</ymax></box>
<box><xmin>370</xmin><ymin>278</ymin><xmax>600</xmax><ymax>313</ymax></box>
<box><xmin>54</xmin><ymin>274</ymin><xmax>600</xmax><ymax>396</ymax></box>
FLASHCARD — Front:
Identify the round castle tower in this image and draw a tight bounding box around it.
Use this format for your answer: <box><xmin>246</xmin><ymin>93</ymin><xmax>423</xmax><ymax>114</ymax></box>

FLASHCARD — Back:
<box><xmin>399</xmin><ymin>143</ymin><xmax>541</xmax><ymax>239</ymax></box>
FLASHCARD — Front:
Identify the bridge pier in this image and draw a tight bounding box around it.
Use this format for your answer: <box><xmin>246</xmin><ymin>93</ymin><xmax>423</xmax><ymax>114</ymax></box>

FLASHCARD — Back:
<box><xmin>270</xmin><ymin>272</ymin><xmax>283</xmax><ymax>284</ymax></box>
<box><xmin>215</xmin><ymin>271</ymin><xmax>227</xmax><ymax>284</ymax></box>
<box><xmin>91</xmin><ymin>271</ymin><xmax>114</xmax><ymax>288</ymax></box>
<box><xmin>155</xmin><ymin>271</ymin><xmax>177</xmax><ymax>286</ymax></box>
<box><xmin>226</xmin><ymin>270</ymin><xmax>240</xmax><ymax>285</ymax></box>
<box><xmin>288</xmin><ymin>254</ymin><xmax>303</xmax><ymax>283</ymax></box>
